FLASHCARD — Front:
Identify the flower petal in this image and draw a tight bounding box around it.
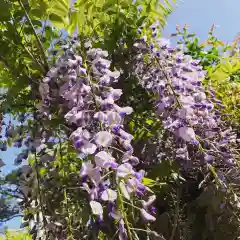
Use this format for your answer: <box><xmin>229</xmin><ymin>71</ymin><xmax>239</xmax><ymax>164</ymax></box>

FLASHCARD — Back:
<box><xmin>90</xmin><ymin>201</ymin><xmax>103</xmax><ymax>215</ymax></box>
<box><xmin>140</xmin><ymin>208</ymin><xmax>156</xmax><ymax>222</ymax></box>
<box><xmin>101</xmin><ymin>189</ymin><xmax>117</xmax><ymax>202</ymax></box>
<box><xmin>95</xmin><ymin>131</ymin><xmax>113</xmax><ymax>147</ymax></box>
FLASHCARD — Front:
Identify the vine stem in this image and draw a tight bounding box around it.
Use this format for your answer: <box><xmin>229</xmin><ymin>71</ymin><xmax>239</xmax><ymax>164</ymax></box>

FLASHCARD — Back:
<box><xmin>59</xmin><ymin>136</ymin><xmax>74</xmax><ymax>240</ymax></box>
<box><xmin>118</xmin><ymin>185</ymin><xmax>133</xmax><ymax>240</ymax></box>
<box><xmin>34</xmin><ymin>152</ymin><xmax>49</xmax><ymax>238</ymax></box>
<box><xmin>18</xmin><ymin>0</ymin><xmax>49</xmax><ymax>72</ymax></box>
<box><xmin>169</xmin><ymin>186</ymin><xmax>180</xmax><ymax>240</ymax></box>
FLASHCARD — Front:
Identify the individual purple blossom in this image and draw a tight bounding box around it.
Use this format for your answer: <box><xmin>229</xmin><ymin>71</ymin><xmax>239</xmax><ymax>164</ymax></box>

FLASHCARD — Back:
<box><xmin>81</xmin><ymin>141</ymin><xmax>97</xmax><ymax>155</ymax></box>
<box><xmin>106</xmin><ymin>111</ymin><xmax>122</xmax><ymax>126</ymax></box>
<box><xmin>90</xmin><ymin>200</ymin><xmax>103</xmax><ymax>216</ymax></box>
<box><xmin>109</xmin><ymin>208</ymin><xmax>122</xmax><ymax>220</ymax></box>
<box><xmin>100</xmin><ymin>189</ymin><xmax>117</xmax><ymax>201</ymax></box>
<box><xmin>113</xmin><ymin>105</ymin><xmax>133</xmax><ymax>115</ymax></box>
<box><xmin>140</xmin><ymin>208</ymin><xmax>156</xmax><ymax>222</ymax></box>
<box><xmin>94</xmin><ymin>111</ymin><xmax>107</xmax><ymax>121</ymax></box>
<box><xmin>95</xmin><ymin>131</ymin><xmax>113</xmax><ymax>147</ymax></box>
<box><xmin>95</xmin><ymin>151</ymin><xmax>118</xmax><ymax>169</ymax></box>
<box><xmin>141</xmin><ymin>195</ymin><xmax>156</xmax><ymax>209</ymax></box>
<box><xmin>126</xmin><ymin>178</ymin><xmax>146</xmax><ymax>195</ymax></box>
<box><xmin>117</xmin><ymin>163</ymin><xmax>134</xmax><ymax>178</ymax></box>
<box><xmin>119</xmin><ymin>219</ymin><xmax>128</xmax><ymax>240</ymax></box>
<box><xmin>177</xmin><ymin>127</ymin><xmax>197</xmax><ymax>142</ymax></box>
<box><xmin>119</xmin><ymin>181</ymin><xmax>130</xmax><ymax>200</ymax></box>
<box><xmin>137</xmin><ymin>5</ymin><xmax>142</xmax><ymax>12</ymax></box>
<box><xmin>79</xmin><ymin>162</ymin><xmax>101</xmax><ymax>185</ymax></box>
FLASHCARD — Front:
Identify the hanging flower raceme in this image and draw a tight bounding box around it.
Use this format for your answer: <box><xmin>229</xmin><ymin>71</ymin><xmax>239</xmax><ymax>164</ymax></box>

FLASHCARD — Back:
<box><xmin>132</xmin><ymin>27</ymin><xmax>237</xmax><ymax>166</ymax></box>
<box><xmin>37</xmin><ymin>42</ymin><xmax>157</xmax><ymax>238</ymax></box>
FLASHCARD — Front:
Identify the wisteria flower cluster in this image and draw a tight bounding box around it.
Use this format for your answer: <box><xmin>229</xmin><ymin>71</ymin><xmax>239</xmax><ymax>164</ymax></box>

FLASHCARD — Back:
<box><xmin>35</xmin><ymin>42</ymin><xmax>158</xmax><ymax>239</ymax></box>
<box><xmin>132</xmin><ymin>26</ymin><xmax>237</xmax><ymax>167</ymax></box>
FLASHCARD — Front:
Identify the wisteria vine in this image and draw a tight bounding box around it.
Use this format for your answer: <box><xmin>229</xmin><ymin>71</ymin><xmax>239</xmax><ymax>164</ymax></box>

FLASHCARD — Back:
<box><xmin>35</xmin><ymin>42</ymin><xmax>159</xmax><ymax>239</ymax></box>
<box><xmin>132</xmin><ymin>25</ymin><xmax>237</xmax><ymax>168</ymax></box>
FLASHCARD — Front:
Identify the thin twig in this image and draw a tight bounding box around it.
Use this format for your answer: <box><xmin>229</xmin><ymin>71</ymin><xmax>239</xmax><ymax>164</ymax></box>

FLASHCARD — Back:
<box><xmin>169</xmin><ymin>186</ymin><xmax>180</xmax><ymax>240</ymax></box>
<box><xmin>18</xmin><ymin>0</ymin><xmax>49</xmax><ymax>72</ymax></box>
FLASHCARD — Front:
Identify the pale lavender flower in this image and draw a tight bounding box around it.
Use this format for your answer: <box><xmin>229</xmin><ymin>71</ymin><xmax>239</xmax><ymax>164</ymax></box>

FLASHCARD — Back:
<box><xmin>105</xmin><ymin>69</ymin><xmax>120</xmax><ymax>79</ymax></box>
<box><xmin>119</xmin><ymin>181</ymin><xmax>130</xmax><ymax>200</ymax></box>
<box><xmin>137</xmin><ymin>5</ymin><xmax>142</xmax><ymax>12</ymax></box>
<box><xmin>81</xmin><ymin>141</ymin><xmax>97</xmax><ymax>155</ymax></box>
<box><xmin>95</xmin><ymin>131</ymin><xmax>113</xmax><ymax>147</ymax></box>
<box><xmin>117</xmin><ymin>163</ymin><xmax>134</xmax><ymax>178</ymax></box>
<box><xmin>109</xmin><ymin>208</ymin><xmax>122</xmax><ymax>220</ymax></box>
<box><xmin>104</xmin><ymin>88</ymin><xmax>122</xmax><ymax>100</ymax></box>
<box><xmin>140</xmin><ymin>208</ymin><xmax>156</xmax><ymax>222</ymax></box>
<box><xmin>84</xmin><ymin>41</ymin><xmax>92</xmax><ymax>48</ymax></box>
<box><xmin>119</xmin><ymin>219</ymin><xmax>128</xmax><ymax>240</ymax></box>
<box><xmin>106</xmin><ymin>111</ymin><xmax>122</xmax><ymax>126</ymax></box>
<box><xmin>90</xmin><ymin>200</ymin><xmax>103</xmax><ymax>215</ymax></box>
<box><xmin>126</xmin><ymin>178</ymin><xmax>145</xmax><ymax>194</ymax></box>
<box><xmin>178</xmin><ymin>127</ymin><xmax>196</xmax><ymax>142</ymax></box>
<box><xmin>80</xmin><ymin>162</ymin><xmax>101</xmax><ymax>185</ymax></box>
<box><xmin>95</xmin><ymin>151</ymin><xmax>117</xmax><ymax>169</ymax></box>
<box><xmin>113</xmin><ymin>105</ymin><xmax>133</xmax><ymax>115</ymax></box>
<box><xmin>99</xmin><ymin>75</ymin><xmax>110</xmax><ymax>85</ymax></box>
<box><xmin>94</xmin><ymin>111</ymin><xmax>107</xmax><ymax>121</ymax></box>
<box><xmin>101</xmin><ymin>189</ymin><xmax>117</xmax><ymax>201</ymax></box>
<box><xmin>79</xmin><ymin>162</ymin><xmax>94</xmax><ymax>177</ymax></box>
<box><xmin>141</xmin><ymin>195</ymin><xmax>156</xmax><ymax>209</ymax></box>
<box><xmin>122</xmin><ymin>154</ymin><xmax>140</xmax><ymax>166</ymax></box>
<box><xmin>118</xmin><ymin>129</ymin><xmax>133</xmax><ymax>141</ymax></box>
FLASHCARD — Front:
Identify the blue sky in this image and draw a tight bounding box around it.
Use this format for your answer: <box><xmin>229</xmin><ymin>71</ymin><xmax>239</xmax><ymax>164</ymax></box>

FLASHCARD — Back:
<box><xmin>163</xmin><ymin>0</ymin><xmax>240</xmax><ymax>42</ymax></box>
<box><xmin>1</xmin><ymin>0</ymin><xmax>240</xmax><ymax>231</ymax></box>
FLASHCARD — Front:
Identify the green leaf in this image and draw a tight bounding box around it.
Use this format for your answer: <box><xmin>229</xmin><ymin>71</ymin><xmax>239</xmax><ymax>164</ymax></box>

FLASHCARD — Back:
<box><xmin>30</xmin><ymin>8</ymin><xmax>44</xmax><ymax>19</ymax></box>
<box><xmin>39</xmin><ymin>167</ymin><xmax>47</xmax><ymax>176</ymax></box>
<box><xmin>67</xmin><ymin>8</ymin><xmax>85</xmax><ymax>35</ymax></box>
<box><xmin>48</xmin><ymin>0</ymin><xmax>70</xmax><ymax>28</ymax></box>
<box><xmin>142</xmin><ymin>177</ymin><xmax>155</xmax><ymax>187</ymax></box>
<box><xmin>221</xmin><ymin>61</ymin><xmax>233</xmax><ymax>73</ymax></box>
<box><xmin>49</xmin><ymin>13</ymin><xmax>65</xmax><ymax>29</ymax></box>
<box><xmin>136</xmin><ymin>15</ymin><xmax>147</xmax><ymax>27</ymax></box>
<box><xmin>0</xmin><ymin>1</ymin><xmax>11</xmax><ymax>21</ymax></box>
<box><xmin>146</xmin><ymin>119</ymin><xmax>153</xmax><ymax>125</ymax></box>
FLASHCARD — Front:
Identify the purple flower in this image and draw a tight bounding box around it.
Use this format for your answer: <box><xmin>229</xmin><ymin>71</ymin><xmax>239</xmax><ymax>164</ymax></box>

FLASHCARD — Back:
<box><xmin>106</xmin><ymin>111</ymin><xmax>122</xmax><ymax>126</ymax></box>
<box><xmin>113</xmin><ymin>105</ymin><xmax>133</xmax><ymax>115</ymax></box>
<box><xmin>178</xmin><ymin>127</ymin><xmax>196</xmax><ymax>142</ymax></box>
<box><xmin>81</xmin><ymin>141</ymin><xmax>97</xmax><ymax>155</ymax></box>
<box><xmin>140</xmin><ymin>209</ymin><xmax>156</xmax><ymax>222</ymax></box>
<box><xmin>101</xmin><ymin>189</ymin><xmax>117</xmax><ymax>201</ymax></box>
<box><xmin>80</xmin><ymin>162</ymin><xmax>101</xmax><ymax>185</ymax></box>
<box><xmin>95</xmin><ymin>131</ymin><xmax>113</xmax><ymax>147</ymax></box>
<box><xmin>134</xmin><ymin>170</ymin><xmax>145</xmax><ymax>181</ymax></box>
<box><xmin>109</xmin><ymin>208</ymin><xmax>122</xmax><ymax>220</ymax></box>
<box><xmin>141</xmin><ymin>195</ymin><xmax>156</xmax><ymax>209</ymax></box>
<box><xmin>119</xmin><ymin>181</ymin><xmax>130</xmax><ymax>200</ymax></box>
<box><xmin>90</xmin><ymin>200</ymin><xmax>103</xmax><ymax>215</ymax></box>
<box><xmin>95</xmin><ymin>151</ymin><xmax>117</xmax><ymax>169</ymax></box>
<box><xmin>117</xmin><ymin>163</ymin><xmax>134</xmax><ymax>178</ymax></box>
<box><xmin>119</xmin><ymin>219</ymin><xmax>128</xmax><ymax>240</ymax></box>
<box><xmin>118</xmin><ymin>129</ymin><xmax>133</xmax><ymax>141</ymax></box>
<box><xmin>137</xmin><ymin>5</ymin><xmax>142</xmax><ymax>12</ymax></box>
<box><xmin>94</xmin><ymin>111</ymin><xmax>107</xmax><ymax>121</ymax></box>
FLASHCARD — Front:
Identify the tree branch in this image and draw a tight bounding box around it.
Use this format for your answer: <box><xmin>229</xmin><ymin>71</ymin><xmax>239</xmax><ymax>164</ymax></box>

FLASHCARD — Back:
<box><xmin>18</xmin><ymin>0</ymin><xmax>49</xmax><ymax>73</ymax></box>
